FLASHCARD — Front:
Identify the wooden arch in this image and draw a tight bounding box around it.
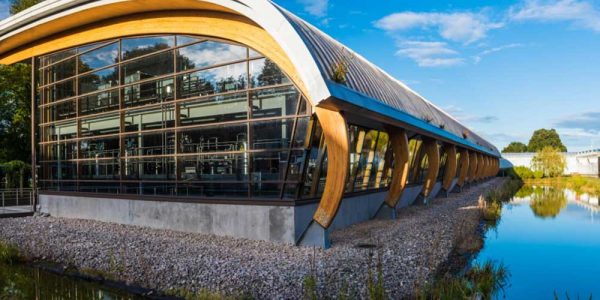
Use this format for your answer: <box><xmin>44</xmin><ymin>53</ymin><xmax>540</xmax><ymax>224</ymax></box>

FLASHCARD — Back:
<box><xmin>384</xmin><ymin>128</ymin><xmax>410</xmax><ymax>208</ymax></box>
<box><xmin>468</xmin><ymin>151</ymin><xmax>478</xmax><ymax>183</ymax></box>
<box><xmin>456</xmin><ymin>148</ymin><xmax>470</xmax><ymax>187</ymax></box>
<box><xmin>421</xmin><ymin>139</ymin><xmax>440</xmax><ymax>197</ymax></box>
<box><xmin>312</xmin><ymin>107</ymin><xmax>349</xmax><ymax>229</ymax></box>
<box><xmin>442</xmin><ymin>144</ymin><xmax>457</xmax><ymax>191</ymax></box>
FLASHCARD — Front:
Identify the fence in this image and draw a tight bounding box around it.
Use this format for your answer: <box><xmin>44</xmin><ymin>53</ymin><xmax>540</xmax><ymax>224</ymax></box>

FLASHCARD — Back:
<box><xmin>0</xmin><ymin>188</ymin><xmax>35</xmax><ymax>215</ymax></box>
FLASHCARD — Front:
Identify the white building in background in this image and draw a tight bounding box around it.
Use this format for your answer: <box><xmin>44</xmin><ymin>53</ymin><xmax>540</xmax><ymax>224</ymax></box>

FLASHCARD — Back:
<box><xmin>502</xmin><ymin>149</ymin><xmax>600</xmax><ymax>177</ymax></box>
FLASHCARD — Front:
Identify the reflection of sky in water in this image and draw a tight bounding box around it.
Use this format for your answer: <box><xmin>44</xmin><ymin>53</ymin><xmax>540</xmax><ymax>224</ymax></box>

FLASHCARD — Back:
<box><xmin>476</xmin><ymin>187</ymin><xmax>600</xmax><ymax>299</ymax></box>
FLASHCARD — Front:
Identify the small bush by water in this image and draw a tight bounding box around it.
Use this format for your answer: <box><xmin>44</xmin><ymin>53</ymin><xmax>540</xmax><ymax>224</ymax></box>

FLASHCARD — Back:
<box><xmin>418</xmin><ymin>260</ymin><xmax>510</xmax><ymax>300</ymax></box>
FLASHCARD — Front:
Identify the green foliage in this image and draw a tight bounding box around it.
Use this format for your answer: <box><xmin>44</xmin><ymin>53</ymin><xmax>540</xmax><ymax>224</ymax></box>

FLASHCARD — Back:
<box><xmin>509</xmin><ymin>166</ymin><xmax>534</xmax><ymax>180</ymax></box>
<box><xmin>367</xmin><ymin>251</ymin><xmax>386</xmax><ymax>300</ymax></box>
<box><xmin>533</xmin><ymin>170</ymin><xmax>544</xmax><ymax>179</ymax></box>
<box><xmin>0</xmin><ymin>160</ymin><xmax>31</xmax><ymax>188</ymax></box>
<box><xmin>0</xmin><ymin>63</ymin><xmax>32</xmax><ymax>164</ymax></box>
<box><xmin>165</xmin><ymin>287</ymin><xmax>250</xmax><ymax>300</ymax></box>
<box><xmin>303</xmin><ymin>274</ymin><xmax>318</xmax><ymax>300</ymax></box>
<box><xmin>330</xmin><ymin>51</ymin><xmax>353</xmax><ymax>84</ymax></box>
<box><xmin>502</xmin><ymin>142</ymin><xmax>528</xmax><ymax>153</ymax></box>
<box><xmin>531</xmin><ymin>146</ymin><xmax>566</xmax><ymax>178</ymax></box>
<box><xmin>527</xmin><ymin>128</ymin><xmax>567</xmax><ymax>152</ymax></box>
<box><xmin>482</xmin><ymin>201</ymin><xmax>502</xmax><ymax>222</ymax></box>
<box><xmin>418</xmin><ymin>260</ymin><xmax>510</xmax><ymax>300</ymax></box>
<box><xmin>0</xmin><ymin>242</ymin><xmax>21</xmax><ymax>265</ymax></box>
<box><xmin>416</xmin><ymin>276</ymin><xmax>470</xmax><ymax>300</ymax></box>
<box><xmin>9</xmin><ymin>0</ymin><xmax>43</xmax><ymax>14</ymax></box>
<box><xmin>466</xmin><ymin>261</ymin><xmax>510</xmax><ymax>299</ymax></box>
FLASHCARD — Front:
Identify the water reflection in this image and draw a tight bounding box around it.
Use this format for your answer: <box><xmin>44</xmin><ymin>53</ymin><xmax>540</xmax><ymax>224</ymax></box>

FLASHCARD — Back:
<box><xmin>0</xmin><ymin>263</ymin><xmax>142</xmax><ymax>299</ymax></box>
<box><xmin>476</xmin><ymin>184</ymin><xmax>600</xmax><ymax>298</ymax></box>
<box><xmin>512</xmin><ymin>185</ymin><xmax>598</xmax><ymax>219</ymax></box>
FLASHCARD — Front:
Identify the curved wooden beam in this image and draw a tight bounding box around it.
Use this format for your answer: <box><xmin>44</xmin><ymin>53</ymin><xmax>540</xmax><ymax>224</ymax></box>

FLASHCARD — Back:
<box><xmin>442</xmin><ymin>144</ymin><xmax>457</xmax><ymax>191</ymax></box>
<box><xmin>384</xmin><ymin>128</ymin><xmax>410</xmax><ymax>208</ymax></box>
<box><xmin>482</xmin><ymin>156</ymin><xmax>488</xmax><ymax>178</ymax></box>
<box><xmin>312</xmin><ymin>107</ymin><xmax>349</xmax><ymax>229</ymax></box>
<box><xmin>410</xmin><ymin>141</ymin><xmax>425</xmax><ymax>183</ymax></box>
<box><xmin>476</xmin><ymin>154</ymin><xmax>484</xmax><ymax>180</ymax></box>
<box><xmin>468</xmin><ymin>151</ymin><xmax>478</xmax><ymax>183</ymax></box>
<box><xmin>456</xmin><ymin>148</ymin><xmax>470</xmax><ymax>187</ymax></box>
<box><xmin>422</xmin><ymin>139</ymin><xmax>440</xmax><ymax>197</ymax></box>
<box><xmin>478</xmin><ymin>154</ymin><xmax>486</xmax><ymax>180</ymax></box>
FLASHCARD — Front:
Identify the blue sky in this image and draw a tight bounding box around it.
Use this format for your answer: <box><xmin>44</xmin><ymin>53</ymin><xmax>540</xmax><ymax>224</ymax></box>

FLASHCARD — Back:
<box><xmin>1</xmin><ymin>0</ymin><xmax>599</xmax><ymax>151</ymax></box>
<box><xmin>273</xmin><ymin>0</ymin><xmax>600</xmax><ymax>152</ymax></box>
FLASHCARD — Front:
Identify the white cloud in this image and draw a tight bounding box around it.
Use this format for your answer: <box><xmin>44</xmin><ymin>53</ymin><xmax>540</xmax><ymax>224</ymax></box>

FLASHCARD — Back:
<box><xmin>395</xmin><ymin>41</ymin><xmax>464</xmax><ymax>67</ymax></box>
<box><xmin>375</xmin><ymin>12</ymin><xmax>503</xmax><ymax>44</ymax></box>
<box><xmin>444</xmin><ymin>105</ymin><xmax>499</xmax><ymax>123</ymax></box>
<box><xmin>297</xmin><ymin>0</ymin><xmax>328</xmax><ymax>18</ymax></box>
<box><xmin>473</xmin><ymin>43</ymin><xmax>524</xmax><ymax>63</ymax></box>
<box><xmin>509</xmin><ymin>0</ymin><xmax>600</xmax><ymax>32</ymax></box>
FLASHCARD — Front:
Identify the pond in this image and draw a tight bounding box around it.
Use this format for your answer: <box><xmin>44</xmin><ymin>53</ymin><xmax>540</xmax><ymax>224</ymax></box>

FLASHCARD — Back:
<box><xmin>476</xmin><ymin>185</ymin><xmax>600</xmax><ymax>299</ymax></box>
<box><xmin>0</xmin><ymin>263</ymin><xmax>144</xmax><ymax>299</ymax></box>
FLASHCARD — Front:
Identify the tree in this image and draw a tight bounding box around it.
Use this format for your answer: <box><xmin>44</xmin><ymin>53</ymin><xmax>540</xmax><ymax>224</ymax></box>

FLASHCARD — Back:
<box><xmin>531</xmin><ymin>146</ymin><xmax>566</xmax><ymax>178</ymax></box>
<box><xmin>0</xmin><ymin>63</ymin><xmax>31</xmax><ymax>163</ymax></box>
<box><xmin>502</xmin><ymin>142</ymin><xmax>528</xmax><ymax>153</ymax></box>
<box><xmin>10</xmin><ymin>0</ymin><xmax>43</xmax><ymax>15</ymax></box>
<box><xmin>527</xmin><ymin>128</ymin><xmax>567</xmax><ymax>152</ymax></box>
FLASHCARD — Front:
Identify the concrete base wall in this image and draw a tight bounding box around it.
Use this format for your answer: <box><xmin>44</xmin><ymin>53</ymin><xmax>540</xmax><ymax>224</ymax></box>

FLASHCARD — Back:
<box><xmin>40</xmin><ymin>182</ymin><xmax>438</xmax><ymax>247</ymax></box>
<box><xmin>397</xmin><ymin>185</ymin><xmax>423</xmax><ymax>208</ymax></box>
<box><xmin>40</xmin><ymin>194</ymin><xmax>296</xmax><ymax>244</ymax></box>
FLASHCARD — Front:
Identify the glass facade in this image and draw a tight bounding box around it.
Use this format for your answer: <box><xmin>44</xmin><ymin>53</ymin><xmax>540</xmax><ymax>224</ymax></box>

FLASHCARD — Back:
<box><xmin>37</xmin><ymin>35</ymin><xmax>312</xmax><ymax>200</ymax></box>
<box><xmin>36</xmin><ymin>34</ymin><xmax>437</xmax><ymax>202</ymax></box>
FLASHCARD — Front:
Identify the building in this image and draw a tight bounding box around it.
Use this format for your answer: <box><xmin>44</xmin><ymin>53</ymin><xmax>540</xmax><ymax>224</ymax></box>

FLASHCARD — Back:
<box><xmin>503</xmin><ymin>150</ymin><xmax>600</xmax><ymax>177</ymax></box>
<box><xmin>0</xmin><ymin>0</ymin><xmax>500</xmax><ymax>247</ymax></box>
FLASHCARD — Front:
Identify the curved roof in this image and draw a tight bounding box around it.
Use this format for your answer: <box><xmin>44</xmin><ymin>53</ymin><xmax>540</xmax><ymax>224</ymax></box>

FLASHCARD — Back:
<box><xmin>0</xmin><ymin>0</ymin><xmax>499</xmax><ymax>156</ymax></box>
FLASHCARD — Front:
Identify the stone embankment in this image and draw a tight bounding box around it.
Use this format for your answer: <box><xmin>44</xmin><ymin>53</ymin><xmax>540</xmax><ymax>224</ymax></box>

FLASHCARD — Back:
<box><xmin>0</xmin><ymin>178</ymin><xmax>502</xmax><ymax>299</ymax></box>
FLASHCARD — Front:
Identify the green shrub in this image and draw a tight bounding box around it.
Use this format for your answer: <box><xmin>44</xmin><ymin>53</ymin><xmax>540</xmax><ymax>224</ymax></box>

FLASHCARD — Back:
<box><xmin>0</xmin><ymin>242</ymin><xmax>21</xmax><ymax>264</ymax></box>
<box><xmin>533</xmin><ymin>170</ymin><xmax>544</xmax><ymax>179</ymax></box>
<box><xmin>467</xmin><ymin>261</ymin><xmax>510</xmax><ymax>299</ymax></box>
<box><xmin>417</xmin><ymin>276</ymin><xmax>470</xmax><ymax>300</ymax></box>
<box><xmin>482</xmin><ymin>201</ymin><xmax>502</xmax><ymax>222</ymax></box>
<box><xmin>510</xmin><ymin>166</ymin><xmax>534</xmax><ymax>180</ymax></box>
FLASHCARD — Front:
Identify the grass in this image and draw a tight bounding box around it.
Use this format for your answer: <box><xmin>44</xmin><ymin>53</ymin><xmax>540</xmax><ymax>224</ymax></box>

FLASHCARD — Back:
<box><xmin>467</xmin><ymin>261</ymin><xmax>510</xmax><ymax>299</ymax></box>
<box><xmin>478</xmin><ymin>179</ymin><xmax>523</xmax><ymax>229</ymax></box>
<box><xmin>418</xmin><ymin>260</ymin><xmax>510</xmax><ymax>300</ymax></box>
<box><xmin>165</xmin><ymin>288</ymin><xmax>252</xmax><ymax>300</ymax></box>
<box><xmin>0</xmin><ymin>241</ymin><xmax>21</xmax><ymax>264</ymax></box>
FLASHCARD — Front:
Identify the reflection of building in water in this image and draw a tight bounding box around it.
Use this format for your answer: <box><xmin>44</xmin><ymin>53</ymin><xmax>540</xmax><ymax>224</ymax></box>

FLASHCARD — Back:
<box><xmin>565</xmin><ymin>189</ymin><xmax>600</xmax><ymax>214</ymax></box>
<box><xmin>502</xmin><ymin>149</ymin><xmax>600</xmax><ymax>177</ymax></box>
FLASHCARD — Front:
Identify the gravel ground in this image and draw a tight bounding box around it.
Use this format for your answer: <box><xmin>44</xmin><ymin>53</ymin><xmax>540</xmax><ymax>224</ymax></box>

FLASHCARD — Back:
<box><xmin>0</xmin><ymin>178</ymin><xmax>502</xmax><ymax>299</ymax></box>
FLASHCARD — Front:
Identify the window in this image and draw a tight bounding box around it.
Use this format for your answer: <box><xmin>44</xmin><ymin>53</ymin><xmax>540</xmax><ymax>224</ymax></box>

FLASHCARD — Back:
<box><xmin>177</xmin><ymin>62</ymin><xmax>246</xmax><ymax>98</ymax></box>
<box><xmin>177</xmin><ymin>40</ymin><xmax>246</xmax><ymax>71</ymax></box>
<box><xmin>37</xmin><ymin>34</ymin><xmax>311</xmax><ymax>201</ymax></box>
<box><xmin>80</xmin><ymin>114</ymin><xmax>120</xmax><ymax>137</ymax></box>
<box><xmin>79</xmin><ymin>42</ymin><xmax>119</xmax><ymax>72</ymax></box>
<box><xmin>124</xmin><ymin>106</ymin><xmax>175</xmax><ymax>132</ymax></box>
<box><xmin>79</xmin><ymin>67</ymin><xmax>118</xmax><ymax>94</ymax></box>
<box><xmin>250</xmin><ymin>86</ymin><xmax>299</xmax><ymax>119</ymax></box>
<box><xmin>179</xmin><ymin>92</ymin><xmax>247</xmax><ymax>126</ymax></box>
